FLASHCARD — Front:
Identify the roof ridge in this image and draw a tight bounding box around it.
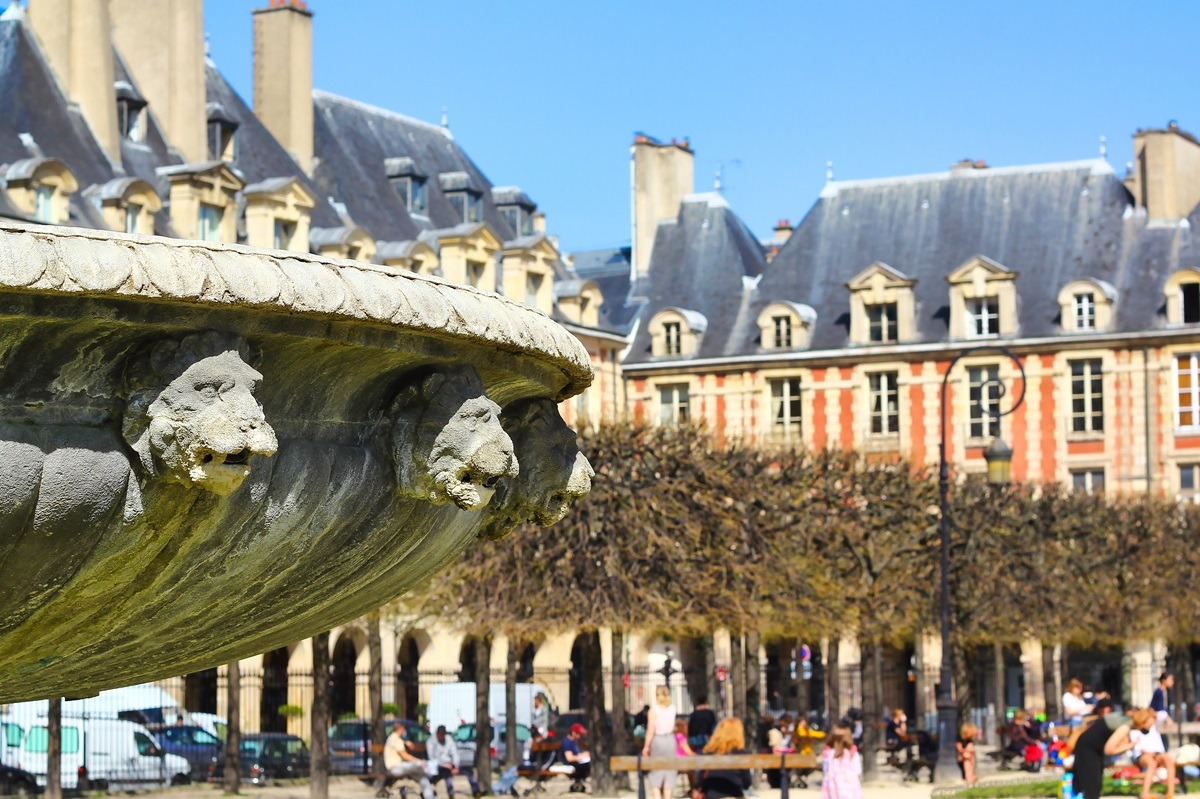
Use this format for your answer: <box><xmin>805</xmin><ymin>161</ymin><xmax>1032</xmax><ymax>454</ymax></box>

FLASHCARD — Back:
<box><xmin>313</xmin><ymin>89</ymin><xmax>452</xmax><ymax>139</ymax></box>
<box><xmin>820</xmin><ymin>158</ymin><xmax>1116</xmax><ymax>197</ymax></box>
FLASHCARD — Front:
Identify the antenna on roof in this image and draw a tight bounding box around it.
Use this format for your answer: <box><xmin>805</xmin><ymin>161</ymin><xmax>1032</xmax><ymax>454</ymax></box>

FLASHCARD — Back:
<box><xmin>826</xmin><ymin>161</ymin><xmax>834</xmax><ymax>183</ymax></box>
<box><xmin>714</xmin><ymin>159</ymin><xmax>742</xmax><ymax>194</ymax></box>
<box><xmin>1099</xmin><ymin>135</ymin><xmax>1108</xmax><ymax>161</ymax></box>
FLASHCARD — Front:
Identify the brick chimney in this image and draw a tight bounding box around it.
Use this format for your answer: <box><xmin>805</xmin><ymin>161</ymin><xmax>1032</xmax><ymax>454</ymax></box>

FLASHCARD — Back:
<box><xmin>1125</xmin><ymin>122</ymin><xmax>1200</xmax><ymax>221</ymax></box>
<box><xmin>253</xmin><ymin>0</ymin><xmax>314</xmax><ymax>173</ymax></box>
<box><xmin>27</xmin><ymin>0</ymin><xmax>121</xmax><ymax>163</ymax></box>
<box><xmin>772</xmin><ymin>219</ymin><xmax>793</xmax><ymax>245</ymax></box>
<box><xmin>110</xmin><ymin>0</ymin><xmax>206</xmax><ymax>164</ymax></box>
<box><xmin>631</xmin><ymin>134</ymin><xmax>694</xmax><ymax>282</ymax></box>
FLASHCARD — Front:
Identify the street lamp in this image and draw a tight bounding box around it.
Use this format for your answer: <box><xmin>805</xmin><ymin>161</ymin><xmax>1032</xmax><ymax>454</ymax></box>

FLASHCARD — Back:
<box><xmin>935</xmin><ymin>346</ymin><xmax>1025</xmax><ymax>783</ymax></box>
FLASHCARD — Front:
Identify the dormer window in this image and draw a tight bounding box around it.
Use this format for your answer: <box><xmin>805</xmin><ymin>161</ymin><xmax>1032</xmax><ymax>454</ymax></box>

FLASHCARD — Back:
<box><xmin>757</xmin><ymin>302</ymin><xmax>816</xmax><ymax>351</ymax></box>
<box><xmin>1058</xmin><ymin>278</ymin><xmax>1116</xmax><ymax>333</ymax></box>
<box><xmin>493</xmin><ymin>187</ymin><xmax>538</xmax><ymax>238</ymax></box>
<box><xmin>1073</xmin><ymin>293</ymin><xmax>1096</xmax><ymax>330</ymax></box>
<box><xmin>772</xmin><ymin>316</ymin><xmax>792</xmax><ymax>348</ymax></box>
<box><xmin>274</xmin><ymin>220</ymin><xmax>294</xmax><ymax>250</ymax></box>
<box><xmin>867</xmin><ymin>302</ymin><xmax>898</xmax><ymax>343</ymax></box>
<box><xmin>34</xmin><ymin>185</ymin><xmax>54</xmax><ymax>223</ymax></box>
<box><xmin>115</xmin><ymin>82</ymin><xmax>146</xmax><ymax>143</ymax></box>
<box><xmin>500</xmin><ymin>205</ymin><xmax>534</xmax><ymax>236</ymax></box>
<box><xmin>448</xmin><ymin>191</ymin><xmax>483</xmax><ymax>224</ymax></box>
<box><xmin>467</xmin><ymin>260</ymin><xmax>486</xmax><ymax>288</ymax></box>
<box><xmin>965</xmin><ymin>296</ymin><xmax>999</xmax><ymax>338</ymax></box>
<box><xmin>650</xmin><ymin>308</ymin><xmax>707</xmax><ymax>358</ymax></box>
<box><xmin>198</xmin><ymin>203</ymin><xmax>223</xmax><ymax>242</ymax></box>
<box><xmin>847</xmin><ymin>262</ymin><xmax>916</xmax><ymax>345</ymax></box>
<box><xmin>206</xmin><ymin>103</ymin><xmax>239</xmax><ymax>162</ymax></box>
<box><xmin>947</xmin><ymin>255</ymin><xmax>1018</xmax><ymax>340</ymax></box>
<box><xmin>125</xmin><ymin>201</ymin><xmax>141</xmax><ymax>233</ymax></box>
<box><xmin>525</xmin><ymin>272</ymin><xmax>544</xmax><ymax>308</ymax></box>
<box><xmin>393</xmin><ymin>176</ymin><xmax>428</xmax><ymax>213</ymax></box>
<box><xmin>664</xmin><ymin>321</ymin><xmax>682</xmax><ymax>355</ymax></box>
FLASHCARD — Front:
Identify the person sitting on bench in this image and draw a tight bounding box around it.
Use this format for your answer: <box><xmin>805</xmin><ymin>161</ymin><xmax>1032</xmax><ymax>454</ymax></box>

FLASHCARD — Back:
<box><xmin>561</xmin><ymin>723</ymin><xmax>592</xmax><ymax>791</ymax></box>
<box><xmin>374</xmin><ymin>721</ymin><xmax>435</xmax><ymax>799</ymax></box>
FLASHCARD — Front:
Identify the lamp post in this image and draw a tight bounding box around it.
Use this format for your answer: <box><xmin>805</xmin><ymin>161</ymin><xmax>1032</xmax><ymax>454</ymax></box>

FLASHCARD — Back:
<box><xmin>935</xmin><ymin>346</ymin><xmax>1025</xmax><ymax>783</ymax></box>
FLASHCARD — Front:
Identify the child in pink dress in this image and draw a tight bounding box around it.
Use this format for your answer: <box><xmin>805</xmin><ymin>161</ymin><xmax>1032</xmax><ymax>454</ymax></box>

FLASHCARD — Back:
<box><xmin>821</xmin><ymin>724</ymin><xmax>863</xmax><ymax>799</ymax></box>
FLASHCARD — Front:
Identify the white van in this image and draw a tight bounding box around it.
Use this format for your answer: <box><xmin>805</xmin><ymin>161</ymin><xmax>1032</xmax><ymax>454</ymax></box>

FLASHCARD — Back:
<box><xmin>427</xmin><ymin>683</ymin><xmax>552</xmax><ymax>734</ymax></box>
<box><xmin>0</xmin><ymin>717</ymin><xmax>22</xmax><ymax>766</ymax></box>
<box><xmin>17</xmin><ymin>718</ymin><xmax>190</xmax><ymax>790</ymax></box>
<box><xmin>5</xmin><ymin>684</ymin><xmax>181</xmax><ymax>729</ymax></box>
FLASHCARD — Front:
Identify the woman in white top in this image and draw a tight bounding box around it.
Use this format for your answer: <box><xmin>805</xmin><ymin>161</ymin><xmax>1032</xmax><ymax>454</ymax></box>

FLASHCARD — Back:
<box><xmin>1062</xmin><ymin>679</ymin><xmax>1104</xmax><ymax>726</ymax></box>
<box><xmin>642</xmin><ymin>685</ymin><xmax>679</xmax><ymax>799</ymax></box>
<box><xmin>1130</xmin><ymin>707</ymin><xmax>1176</xmax><ymax>799</ymax></box>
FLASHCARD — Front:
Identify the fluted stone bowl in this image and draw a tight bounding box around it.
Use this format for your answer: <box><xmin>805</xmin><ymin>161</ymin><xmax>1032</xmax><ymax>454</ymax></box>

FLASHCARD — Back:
<box><xmin>0</xmin><ymin>222</ymin><xmax>593</xmax><ymax>702</ymax></box>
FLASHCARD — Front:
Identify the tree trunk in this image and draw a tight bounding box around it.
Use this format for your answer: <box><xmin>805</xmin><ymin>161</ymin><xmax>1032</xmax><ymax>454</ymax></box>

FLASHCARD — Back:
<box><xmin>1180</xmin><ymin>647</ymin><xmax>1196</xmax><ymax>722</ymax></box>
<box><xmin>474</xmin><ymin>634</ymin><xmax>494</xmax><ymax>793</ymax></box>
<box><xmin>368</xmin><ymin>615</ymin><xmax>385</xmax><ymax>778</ymax></box>
<box><xmin>610</xmin><ymin>629</ymin><xmax>629</xmax><ymax>790</ymax></box>
<box><xmin>704</xmin><ymin>634</ymin><xmax>720</xmax><ymax>716</ymax></box>
<box><xmin>744</xmin><ymin>629</ymin><xmax>762</xmax><ymax>751</ymax></box>
<box><xmin>1042</xmin><ymin>643</ymin><xmax>1059</xmax><ymax>720</ymax></box>
<box><xmin>46</xmin><ymin>697</ymin><xmax>61</xmax><ymax>799</ymax></box>
<box><xmin>1059</xmin><ymin>643</ymin><xmax>1070</xmax><ymax>701</ymax></box>
<box><xmin>993</xmin><ymin>643</ymin><xmax>1007</xmax><ymax>747</ymax></box>
<box><xmin>826</xmin><ymin>637</ymin><xmax>840</xmax><ymax>726</ymax></box>
<box><xmin>225</xmin><ymin>662</ymin><xmax>241</xmax><ymax>793</ymax></box>
<box><xmin>580</xmin><ymin>630</ymin><xmax>613</xmax><ymax>796</ymax></box>
<box><xmin>311</xmin><ymin>632</ymin><xmax>331</xmax><ymax>799</ymax></box>
<box><xmin>730</xmin><ymin>632</ymin><xmax>746</xmax><ymax>721</ymax></box>
<box><xmin>952</xmin><ymin>643</ymin><xmax>972</xmax><ymax>722</ymax></box>
<box><xmin>860</xmin><ymin>641</ymin><xmax>883</xmax><ymax>781</ymax></box>
<box><xmin>505</xmin><ymin>639</ymin><xmax>519</xmax><ymax>768</ymax></box>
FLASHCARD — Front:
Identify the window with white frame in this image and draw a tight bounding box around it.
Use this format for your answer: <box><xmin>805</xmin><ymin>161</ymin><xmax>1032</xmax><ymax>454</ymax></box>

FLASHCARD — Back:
<box><xmin>392</xmin><ymin>176</ymin><xmax>428</xmax><ymax>213</ymax></box>
<box><xmin>772</xmin><ymin>315</ymin><xmax>793</xmax><ymax>349</ymax></box>
<box><xmin>965</xmin><ymin>297</ymin><xmax>999</xmax><ymax>338</ymax></box>
<box><xmin>867</xmin><ymin>302</ymin><xmax>898</xmax><ymax>343</ymax></box>
<box><xmin>770</xmin><ymin>378</ymin><xmax>802</xmax><ymax>439</ymax></box>
<box><xmin>1073</xmin><ymin>293</ymin><xmax>1096</xmax><ymax>331</ymax></box>
<box><xmin>664</xmin><ymin>322</ymin><xmax>683</xmax><ymax>356</ymax></box>
<box><xmin>1180</xmin><ymin>463</ymin><xmax>1200</xmax><ymax>503</ymax></box>
<box><xmin>448</xmin><ymin>191</ymin><xmax>483</xmax><ymax>224</ymax></box>
<box><xmin>659</xmin><ymin>383</ymin><xmax>689</xmax><ymax>425</ymax></box>
<box><xmin>1176</xmin><ymin>353</ymin><xmax>1200</xmax><ymax>430</ymax></box>
<box><xmin>968</xmin><ymin>365</ymin><xmax>1001</xmax><ymax>439</ymax></box>
<box><xmin>273</xmin><ymin>220</ymin><xmax>294</xmax><ymax>250</ymax></box>
<box><xmin>868</xmin><ymin>372</ymin><xmax>899</xmax><ymax>436</ymax></box>
<box><xmin>1071</xmin><ymin>469</ymin><xmax>1105</xmax><ymax>494</ymax></box>
<box><xmin>197</xmin><ymin>203</ymin><xmax>223</xmax><ymax>242</ymax></box>
<box><xmin>34</xmin><ymin>185</ymin><xmax>54</xmax><ymax>223</ymax></box>
<box><xmin>125</xmin><ymin>202</ymin><xmax>141</xmax><ymax>234</ymax></box>
<box><xmin>1069</xmin><ymin>359</ymin><xmax>1104</xmax><ymax>434</ymax></box>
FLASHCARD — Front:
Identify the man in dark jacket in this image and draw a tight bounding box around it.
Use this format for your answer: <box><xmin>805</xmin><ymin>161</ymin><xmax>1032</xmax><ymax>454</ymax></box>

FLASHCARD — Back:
<box><xmin>688</xmin><ymin>696</ymin><xmax>718</xmax><ymax>747</ymax></box>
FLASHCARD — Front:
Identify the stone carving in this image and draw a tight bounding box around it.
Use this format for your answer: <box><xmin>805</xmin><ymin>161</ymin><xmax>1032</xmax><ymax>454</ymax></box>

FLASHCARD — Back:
<box><xmin>481</xmin><ymin>398</ymin><xmax>594</xmax><ymax>540</ymax></box>
<box><xmin>391</xmin><ymin>367</ymin><xmax>519</xmax><ymax>510</ymax></box>
<box><xmin>122</xmin><ymin>332</ymin><xmax>278</xmax><ymax>496</ymax></box>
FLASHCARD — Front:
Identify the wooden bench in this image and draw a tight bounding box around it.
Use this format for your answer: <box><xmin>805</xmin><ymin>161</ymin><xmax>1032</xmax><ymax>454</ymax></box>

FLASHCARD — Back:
<box><xmin>611</xmin><ymin>753</ymin><xmax>819</xmax><ymax>799</ymax></box>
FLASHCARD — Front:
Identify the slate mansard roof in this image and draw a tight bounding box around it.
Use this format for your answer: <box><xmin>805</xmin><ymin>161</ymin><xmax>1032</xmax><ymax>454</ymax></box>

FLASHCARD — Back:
<box><xmin>626</xmin><ymin>158</ymin><xmax>1200</xmax><ymax>366</ymax></box>
<box><xmin>310</xmin><ymin>91</ymin><xmax>520</xmax><ymax>243</ymax></box>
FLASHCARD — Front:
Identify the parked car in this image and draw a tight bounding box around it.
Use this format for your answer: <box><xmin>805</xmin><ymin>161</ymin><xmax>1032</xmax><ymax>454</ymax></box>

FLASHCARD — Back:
<box><xmin>149</xmin><ymin>725</ymin><xmax>222</xmax><ymax>779</ymax></box>
<box><xmin>452</xmin><ymin>722</ymin><xmax>531</xmax><ymax>769</ymax></box>
<box><xmin>0</xmin><ymin>763</ymin><xmax>37</xmax><ymax>797</ymax></box>
<box><xmin>210</xmin><ymin>733</ymin><xmax>309</xmax><ymax>785</ymax></box>
<box><xmin>189</xmin><ymin>713</ymin><xmax>227</xmax><ymax>741</ymax></box>
<box><xmin>329</xmin><ymin>718</ymin><xmax>428</xmax><ymax>774</ymax></box>
<box><xmin>17</xmin><ymin>718</ymin><xmax>190</xmax><ymax>791</ymax></box>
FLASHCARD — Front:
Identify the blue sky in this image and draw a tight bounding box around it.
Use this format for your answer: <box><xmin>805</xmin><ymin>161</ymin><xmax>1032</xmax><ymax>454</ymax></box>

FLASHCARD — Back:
<box><xmin>205</xmin><ymin>1</ymin><xmax>1200</xmax><ymax>253</ymax></box>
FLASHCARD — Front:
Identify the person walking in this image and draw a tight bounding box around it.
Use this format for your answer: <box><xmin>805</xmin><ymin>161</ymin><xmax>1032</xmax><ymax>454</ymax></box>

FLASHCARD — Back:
<box><xmin>373</xmin><ymin>721</ymin><xmax>435</xmax><ymax>799</ymax></box>
<box><xmin>1152</xmin><ymin>673</ymin><xmax>1175</xmax><ymax>748</ymax></box>
<box><xmin>687</xmin><ymin>696</ymin><xmax>717</xmax><ymax>749</ymax></box>
<box><xmin>1068</xmin><ymin>705</ymin><xmax>1135</xmax><ymax>799</ymax></box>
<box><xmin>642</xmin><ymin>686</ymin><xmax>679</xmax><ymax>799</ymax></box>
<box><xmin>700</xmin><ymin>719</ymin><xmax>751</xmax><ymax>799</ymax></box>
<box><xmin>820</xmin><ymin>724</ymin><xmax>862</xmax><ymax>799</ymax></box>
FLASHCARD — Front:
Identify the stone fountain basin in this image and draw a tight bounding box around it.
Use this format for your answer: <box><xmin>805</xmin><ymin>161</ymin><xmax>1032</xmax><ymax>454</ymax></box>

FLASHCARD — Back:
<box><xmin>0</xmin><ymin>222</ymin><xmax>592</xmax><ymax>703</ymax></box>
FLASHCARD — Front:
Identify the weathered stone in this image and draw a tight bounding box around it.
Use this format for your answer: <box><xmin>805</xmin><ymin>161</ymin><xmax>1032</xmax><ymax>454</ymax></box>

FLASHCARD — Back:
<box><xmin>0</xmin><ymin>221</ymin><xmax>591</xmax><ymax>702</ymax></box>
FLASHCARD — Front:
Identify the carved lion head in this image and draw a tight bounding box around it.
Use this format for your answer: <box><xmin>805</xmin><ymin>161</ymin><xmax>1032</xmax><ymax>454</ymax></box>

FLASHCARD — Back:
<box><xmin>123</xmin><ymin>332</ymin><xmax>278</xmax><ymax>496</ymax></box>
<box><xmin>480</xmin><ymin>398</ymin><xmax>593</xmax><ymax>540</ymax></box>
<box><xmin>390</xmin><ymin>367</ymin><xmax>518</xmax><ymax>510</ymax></box>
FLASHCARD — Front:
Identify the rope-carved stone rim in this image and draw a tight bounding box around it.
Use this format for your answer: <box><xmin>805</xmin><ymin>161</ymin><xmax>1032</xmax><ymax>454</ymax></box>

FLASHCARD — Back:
<box><xmin>0</xmin><ymin>221</ymin><xmax>594</xmax><ymax>398</ymax></box>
